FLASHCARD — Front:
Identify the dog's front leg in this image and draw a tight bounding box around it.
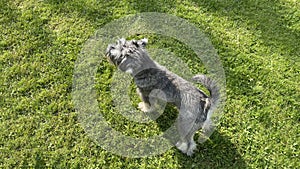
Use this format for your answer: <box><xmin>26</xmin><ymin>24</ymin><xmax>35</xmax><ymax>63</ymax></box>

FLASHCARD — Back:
<box><xmin>137</xmin><ymin>88</ymin><xmax>151</xmax><ymax>112</ymax></box>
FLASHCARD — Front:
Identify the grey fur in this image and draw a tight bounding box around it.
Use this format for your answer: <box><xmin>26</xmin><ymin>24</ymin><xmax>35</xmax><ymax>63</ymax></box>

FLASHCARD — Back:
<box><xmin>106</xmin><ymin>38</ymin><xmax>220</xmax><ymax>156</ymax></box>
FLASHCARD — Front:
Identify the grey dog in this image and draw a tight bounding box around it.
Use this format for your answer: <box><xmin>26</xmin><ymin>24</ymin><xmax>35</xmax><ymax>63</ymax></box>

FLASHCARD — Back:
<box><xmin>105</xmin><ymin>38</ymin><xmax>220</xmax><ymax>156</ymax></box>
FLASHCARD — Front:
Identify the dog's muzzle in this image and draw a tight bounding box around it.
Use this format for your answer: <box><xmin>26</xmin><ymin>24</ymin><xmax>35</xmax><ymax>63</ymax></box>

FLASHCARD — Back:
<box><xmin>105</xmin><ymin>45</ymin><xmax>115</xmax><ymax>64</ymax></box>
<box><xmin>105</xmin><ymin>45</ymin><xmax>114</xmax><ymax>56</ymax></box>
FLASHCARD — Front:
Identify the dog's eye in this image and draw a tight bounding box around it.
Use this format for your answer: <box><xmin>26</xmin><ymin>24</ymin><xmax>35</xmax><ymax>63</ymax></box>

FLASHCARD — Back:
<box><xmin>119</xmin><ymin>54</ymin><xmax>127</xmax><ymax>60</ymax></box>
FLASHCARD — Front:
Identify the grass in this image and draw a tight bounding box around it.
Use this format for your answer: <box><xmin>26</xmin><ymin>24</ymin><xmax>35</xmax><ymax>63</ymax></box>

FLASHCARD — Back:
<box><xmin>1</xmin><ymin>0</ymin><xmax>299</xmax><ymax>168</ymax></box>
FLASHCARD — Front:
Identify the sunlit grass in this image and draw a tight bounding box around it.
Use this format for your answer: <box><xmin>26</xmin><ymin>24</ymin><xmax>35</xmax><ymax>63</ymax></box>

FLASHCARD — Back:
<box><xmin>1</xmin><ymin>0</ymin><xmax>299</xmax><ymax>168</ymax></box>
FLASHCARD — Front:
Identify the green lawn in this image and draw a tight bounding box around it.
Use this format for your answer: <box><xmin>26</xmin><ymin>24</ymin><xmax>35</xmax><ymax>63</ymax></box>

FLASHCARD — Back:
<box><xmin>1</xmin><ymin>0</ymin><xmax>299</xmax><ymax>168</ymax></box>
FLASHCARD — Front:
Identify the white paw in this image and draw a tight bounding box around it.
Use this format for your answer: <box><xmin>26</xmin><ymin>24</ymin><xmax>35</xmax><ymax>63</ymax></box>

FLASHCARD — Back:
<box><xmin>186</xmin><ymin>142</ymin><xmax>197</xmax><ymax>156</ymax></box>
<box><xmin>175</xmin><ymin>142</ymin><xmax>188</xmax><ymax>153</ymax></box>
<box><xmin>138</xmin><ymin>102</ymin><xmax>150</xmax><ymax>112</ymax></box>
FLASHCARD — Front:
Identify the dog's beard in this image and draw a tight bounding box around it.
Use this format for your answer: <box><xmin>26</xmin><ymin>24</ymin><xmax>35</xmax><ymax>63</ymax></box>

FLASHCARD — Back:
<box><xmin>106</xmin><ymin>51</ymin><xmax>124</xmax><ymax>67</ymax></box>
<box><xmin>107</xmin><ymin>53</ymin><xmax>155</xmax><ymax>76</ymax></box>
<box><xmin>117</xmin><ymin>57</ymin><xmax>134</xmax><ymax>74</ymax></box>
<box><xmin>106</xmin><ymin>38</ymin><xmax>156</xmax><ymax>75</ymax></box>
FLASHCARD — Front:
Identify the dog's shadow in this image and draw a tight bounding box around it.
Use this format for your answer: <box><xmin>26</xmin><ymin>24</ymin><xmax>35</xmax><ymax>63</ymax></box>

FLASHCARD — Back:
<box><xmin>171</xmin><ymin>131</ymin><xmax>247</xmax><ymax>168</ymax></box>
<box><xmin>155</xmin><ymin>106</ymin><xmax>246</xmax><ymax>168</ymax></box>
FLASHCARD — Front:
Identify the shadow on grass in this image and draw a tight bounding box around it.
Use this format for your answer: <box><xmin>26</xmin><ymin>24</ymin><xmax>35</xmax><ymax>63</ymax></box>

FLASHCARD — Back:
<box><xmin>156</xmin><ymin>106</ymin><xmax>246</xmax><ymax>168</ymax></box>
<box><xmin>43</xmin><ymin>0</ymin><xmax>299</xmax><ymax>63</ymax></box>
<box><xmin>42</xmin><ymin>0</ymin><xmax>179</xmax><ymax>31</ymax></box>
<box><xmin>40</xmin><ymin>0</ymin><xmax>247</xmax><ymax>167</ymax></box>
<box><xmin>190</xmin><ymin>0</ymin><xmax>300</xmax><ymax>62</ymax></box>
<box><xmin>174</xmin><ymin>131</ymin><xmax>246</xmax><ymax>168</ymax></box>
<box><xmin>127</xmin><ymin>0</ymin><xmax>177</xmax><ymax>13</ymax></box>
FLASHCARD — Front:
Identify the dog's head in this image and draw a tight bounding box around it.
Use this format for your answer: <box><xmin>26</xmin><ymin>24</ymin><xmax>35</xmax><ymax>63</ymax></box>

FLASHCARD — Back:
<box><xmin>106</xmin><ymin>38</ymin><xmax>154</xmax><ymax>75</ymax></box>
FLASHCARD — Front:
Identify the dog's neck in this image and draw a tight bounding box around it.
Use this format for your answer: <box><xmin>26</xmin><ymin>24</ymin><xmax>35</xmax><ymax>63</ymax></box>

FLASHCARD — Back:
<box><xmin>127</xmin><ymin>52</ymin><xmax>169</xmax><ymax>89</ymax></box>
<box><xmin>133</xmin><ymin>66</ymin><xmax>168</xmax><ymax>90</ymax></box>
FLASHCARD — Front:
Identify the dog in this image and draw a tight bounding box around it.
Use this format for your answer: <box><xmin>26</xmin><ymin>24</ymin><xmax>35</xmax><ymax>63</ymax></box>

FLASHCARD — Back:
<box><xmin>105</xmin><ymin>38</ymin><xmax>220</xmax><ymax>156</ymax></box>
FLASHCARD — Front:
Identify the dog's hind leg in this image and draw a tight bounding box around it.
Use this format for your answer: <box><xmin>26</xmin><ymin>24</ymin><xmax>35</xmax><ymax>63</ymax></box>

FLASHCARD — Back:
<box><xmin>175</xmin><ymin>112</ymin><xmax>197</xmax><ymax>155</ymax></box>
<box><xmin>184</xmin><ymin>123</ymin><xmax>203</xmax><ymax>156</ymax></box>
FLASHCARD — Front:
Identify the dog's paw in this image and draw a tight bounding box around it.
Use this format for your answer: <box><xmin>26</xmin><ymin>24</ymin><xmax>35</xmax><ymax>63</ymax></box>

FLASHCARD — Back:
<box><xmin>138</xmin><ymin>102</ymin><xmax>151</xmax><ymax>112</ymax></box>
<box><xmin>186</xmin><ymin>149</ymin><xmax>195</xmax><ymax>156</ymax></box>
<box><xmin>186</xmin><ymin>142</ymin><xmax>197</xmax><ymax>156</ymax></box>
<box><xmin>175</xmin><ymin>141</ymin><xmax>188</xmax><ymax>154</ymax></box>
<box><xmin>176</xmin><ymin>141</ymin><xmax>197</xmax><ymax>156</ymax></box>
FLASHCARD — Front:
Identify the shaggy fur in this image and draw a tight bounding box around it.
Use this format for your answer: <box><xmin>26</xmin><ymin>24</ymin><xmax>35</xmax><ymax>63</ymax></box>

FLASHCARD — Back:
<box><xmin>105</xmin><ymin>38</ymin><xmax>220</xmax><ymax>156</ymax></box>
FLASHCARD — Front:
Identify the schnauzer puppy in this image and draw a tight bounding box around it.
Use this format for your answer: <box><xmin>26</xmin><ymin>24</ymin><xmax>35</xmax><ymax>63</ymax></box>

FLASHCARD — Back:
<box><xmin>105</xmin><ymin>38</ymin><xmax>220</xmax><ymax>156</ymax></box>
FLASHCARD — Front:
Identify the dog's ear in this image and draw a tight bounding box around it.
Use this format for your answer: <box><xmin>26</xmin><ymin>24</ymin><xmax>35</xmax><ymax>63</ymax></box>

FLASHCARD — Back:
<box><xmin>137</xmin><ymin>38</ymin><xmax>148</xmax><ymax>48</ymax></box>
<box><xmin>118</xmin><ymin>38</ymin><xmax>126</xmax><ymax>46</ymax></box>
<box><xmin>131</xmin><ymin>40</ymin><xmax>138</xmax><ymax>47</ymax></box>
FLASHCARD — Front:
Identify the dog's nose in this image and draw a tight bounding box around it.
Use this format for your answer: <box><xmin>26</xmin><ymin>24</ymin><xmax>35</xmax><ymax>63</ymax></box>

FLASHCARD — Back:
<box><xmin>106</xmin><ymin>45</ymin><xmax>115</xmax><ymax>55</ymax></box>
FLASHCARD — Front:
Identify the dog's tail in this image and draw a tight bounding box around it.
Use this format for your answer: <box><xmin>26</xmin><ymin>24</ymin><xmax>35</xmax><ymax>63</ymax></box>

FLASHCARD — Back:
<box><xmin>192</xmin><ymin>75</ymin><xmax>220</xmax><ymax>106</ymax></box>
<box><xmin>192</xmin><ymin>74</ymin><xmax>220</xmax><ymax>143</ymax></box>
